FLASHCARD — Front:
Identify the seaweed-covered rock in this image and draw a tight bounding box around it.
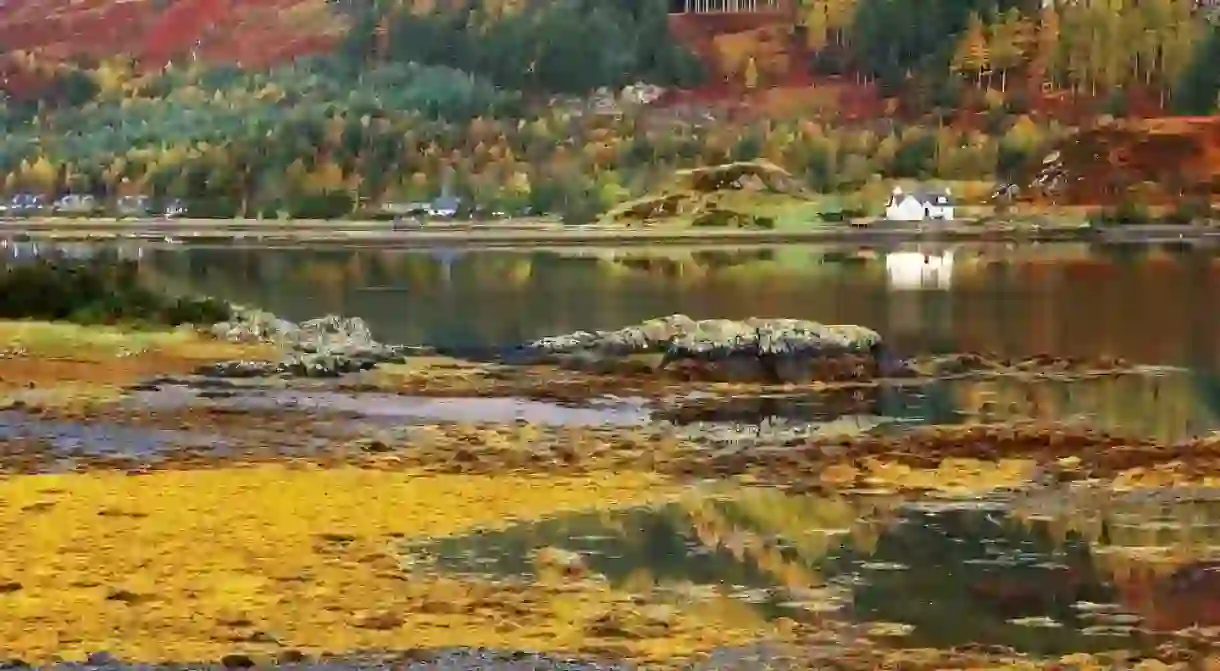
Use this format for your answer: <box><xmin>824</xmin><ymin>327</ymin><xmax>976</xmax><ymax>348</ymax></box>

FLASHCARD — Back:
<box><xmin>519</xmin><ymin>314</ymin><xmax>697</xmax><ymax>361</ymax></box>
<box><xmin>515</xmin><ymin>315</ymin><xmax>884</xmax><ymax>383</ymax></box>
<box><xmin>208</xmin><ymin>306</ymin><xmax>298</xmax><ymax>345</ymax></box>
<box><xmin>203</xmin><ymin>308</ymin><xmax>427</xmax><ymax>379</ymax></box>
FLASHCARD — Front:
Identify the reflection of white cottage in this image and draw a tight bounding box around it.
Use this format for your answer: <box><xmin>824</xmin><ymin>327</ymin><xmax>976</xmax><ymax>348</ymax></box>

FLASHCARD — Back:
<box><xmin>885</xmin><ymin>250</ymin><xmax>954</xmax><ymax>290</ymax></box>
<box><xmin>884</xmin><ymin>186</ymin><xmax>956</xmax><ymax>221</ymax></box>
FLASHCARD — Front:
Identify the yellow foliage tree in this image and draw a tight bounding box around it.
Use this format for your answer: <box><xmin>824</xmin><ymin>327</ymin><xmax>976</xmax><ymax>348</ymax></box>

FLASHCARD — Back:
<box><xmin>744</xmin><ymin>57</ymin><xmax>760</xmax><ymax>90</ymax></box>
<box><xmin>20</xmin><ymin>157</ymin><xmax>58</xmax><ymax>194</ymax></box>
<box><xmin>989</xmin><ymin>7</ymin><xmax>1031</xmax><ymax>92</ymax></box>
<box><xmin>951</xmin><ymin>12</ymin><xmax>991</xmax><ymax>85</ymax></box>
<box><xmin>802</xmin><ymin>0</ymin><xmax>830</xmax><ymax>50</ymax></box>
<box><xmin>306</xmin><ymin>160</ymin><xmax>347</xmax><ymax>193</ymax></box>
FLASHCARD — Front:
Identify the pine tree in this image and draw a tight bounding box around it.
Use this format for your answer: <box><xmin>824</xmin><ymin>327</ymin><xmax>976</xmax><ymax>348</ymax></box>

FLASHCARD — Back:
<box><xmin>1172</xmin><ymin>21</ymin><xmax>1220</xmax><ymax>115</ymax></box>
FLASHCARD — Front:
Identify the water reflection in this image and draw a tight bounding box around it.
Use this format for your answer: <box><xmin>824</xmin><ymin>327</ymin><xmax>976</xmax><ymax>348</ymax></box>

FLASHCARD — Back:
<box><xmin>668</xmin><ymin>371</ymin><xmax>1220</xmax><ymax>444</ymax></box>
<box><xmin>126</xmin><ymin>243</ymin><xmax>1220</xmax><ymax>369</ymax></box>
<box><xmin>403</xmin><ymin>486</ymin><xmax>1220</xmax><ymax>654</ymax></box>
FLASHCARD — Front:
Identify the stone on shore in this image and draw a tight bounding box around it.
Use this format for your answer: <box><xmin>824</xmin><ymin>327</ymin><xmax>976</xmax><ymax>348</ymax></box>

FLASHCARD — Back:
<box><xmin>202</xmin><ymin>307</ymin><xmax>432</xmax><ymax>379</ymax></box>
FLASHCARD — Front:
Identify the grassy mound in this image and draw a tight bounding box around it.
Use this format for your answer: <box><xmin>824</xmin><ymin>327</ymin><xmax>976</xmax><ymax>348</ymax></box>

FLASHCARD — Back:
<box><xmin>599</xmin><ymin>159</ymin><xmax>810</xmax><ymax>228</ymax></box>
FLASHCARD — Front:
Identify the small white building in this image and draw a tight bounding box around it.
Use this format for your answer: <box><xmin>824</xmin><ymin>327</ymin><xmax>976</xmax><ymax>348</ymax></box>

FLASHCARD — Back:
<box><xmin>884</xmin><ymin>186</ymin><xmax>955</xmax><ymax>221</ymax></box>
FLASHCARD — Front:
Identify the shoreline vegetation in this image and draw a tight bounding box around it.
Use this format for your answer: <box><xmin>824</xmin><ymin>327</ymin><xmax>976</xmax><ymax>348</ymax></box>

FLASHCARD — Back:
<box><xmin>3</xmin><ymin>157</ymin><xmax>1218</xmax><ymax>248</ymax></box>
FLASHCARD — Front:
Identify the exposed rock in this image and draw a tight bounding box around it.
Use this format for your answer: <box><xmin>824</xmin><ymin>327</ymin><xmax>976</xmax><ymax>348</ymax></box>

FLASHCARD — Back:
<box><xmin>524</xmin><ymin>314</ymin><xmax>697</xmax><ymax>360</ymax></box>
<box><xmin>514</xmin><ymin>315</ymin><xmax>884</xmax><ymax>383</ymax></box>
<box><xmin>202</xmin><ymin>306</ymin><xmax>434</xmax><ymax>379</ymax></box>
<box><xmin>532</xmin><ymin>546</ymin><xmax>589</xmax><ymax>578</ymax></box>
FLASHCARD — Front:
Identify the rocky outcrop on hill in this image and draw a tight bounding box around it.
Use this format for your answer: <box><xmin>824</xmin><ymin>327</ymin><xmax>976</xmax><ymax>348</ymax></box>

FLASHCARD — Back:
<box><xmin>598</xmin><ymin>160</ymin><xmax>803</xmax><ymax>227</ymax></box>
<box><xmin>200</xmin><ymin>307</ymin><xmax>431</xmax><ymax>378</ymax></box>
<box><xmin>1010</xmin><ymin>117</ymin><xmax>1220</xmax><ymax>207</ymax></box>
<box><xmin>511</xmin><ymin>314</ymin><xmax>890</xmax><ymax>383</ymax></box>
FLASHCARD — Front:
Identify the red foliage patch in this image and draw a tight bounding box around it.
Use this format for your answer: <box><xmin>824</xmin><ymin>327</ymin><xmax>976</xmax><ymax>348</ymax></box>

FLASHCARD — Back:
<box><xmin>0</xmin><ymin>0</ymin><xmax>338</xmax><ymax>72</ymax></box>
<box><xmin>143</xmin><ymin>0</ymin><xmax>232</xmax><ymax>65</ymax></box>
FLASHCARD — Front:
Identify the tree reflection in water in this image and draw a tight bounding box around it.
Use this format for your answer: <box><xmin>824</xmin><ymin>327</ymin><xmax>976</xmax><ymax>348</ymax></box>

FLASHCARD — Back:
<box><xmin>137</xmin><ymin>244</ymin><xmax>1220</xmax><ymax>370</ymax></box>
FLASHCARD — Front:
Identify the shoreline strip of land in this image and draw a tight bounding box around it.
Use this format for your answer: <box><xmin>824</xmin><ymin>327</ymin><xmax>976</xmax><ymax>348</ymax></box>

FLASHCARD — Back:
<box><xmin>0</xmin><ymin>219</ymin><xmax>1217</xmax><ymax>248</ymax></box>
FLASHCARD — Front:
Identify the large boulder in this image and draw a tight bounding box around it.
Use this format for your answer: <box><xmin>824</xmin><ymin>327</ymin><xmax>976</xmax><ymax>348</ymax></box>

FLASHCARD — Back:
<box><xmin>520</xmin><ymin>314</ymin><xmax>698</xmax><ymax>361</ymax></box>
<box><xmin>202</xmin><ymin>308</ymin><xmax>423</xmax><ymax>379</ymax></box>
<box><xmin>516</xmin><ymin>315</ymin><xmax>885</xmax><ymax>383</ymax></box>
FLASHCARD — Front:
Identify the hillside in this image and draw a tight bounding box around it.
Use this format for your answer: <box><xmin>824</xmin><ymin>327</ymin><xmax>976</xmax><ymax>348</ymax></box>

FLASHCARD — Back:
<box><xmin>0</xmin><ymin>0</ymin><xmax>1219</xmax><ymax>221</ymax></box>
<box><xmin>0</xmin><ymin>0</ymin><xmax>345</xmax><ymax>69</ymax></box>
<box><xmin>3</xmin><ymin>0</ymin><xmax>1219</xmax><ymax>121</ymax></box>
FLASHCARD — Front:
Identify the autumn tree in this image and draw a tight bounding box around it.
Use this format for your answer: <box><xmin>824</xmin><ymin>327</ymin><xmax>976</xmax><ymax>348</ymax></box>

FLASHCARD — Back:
<box><xmin>744</xmin><ymin>57</ymin><xmax>760</xmax><ymax>90</ymax></box>
<box><xmin>801</xmin><ymin>0</ymin><xmax>831</xmax><ymax>50</ymax></box>
<box><xmin>988</xmin><ymin>8</ymin><xmax>1031</xmax><ymax>92</ymax></box>
<box><xmin>952</xmin><ymin>13</ymin><xmax>990</xmax><ymax>86</ymax></box>
<box><xmin>1031</xmin><ymin>4</ymin><xmax>1060</xmax><ymax>91</ymax></box>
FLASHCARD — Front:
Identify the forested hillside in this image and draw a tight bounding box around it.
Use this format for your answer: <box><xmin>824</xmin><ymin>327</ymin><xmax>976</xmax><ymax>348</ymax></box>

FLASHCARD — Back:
<box><xmin>0</xmin><ymin>0</ymin><xmax>1217</xmax><ymax>219</ymax></box>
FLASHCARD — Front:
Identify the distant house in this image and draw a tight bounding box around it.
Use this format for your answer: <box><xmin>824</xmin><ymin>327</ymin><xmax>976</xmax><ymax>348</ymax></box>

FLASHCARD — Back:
<box><xmin>884</xmin><ymin>186</ymin><xmax>955</xmax><ymax>221</ymax></box>
<box><xmin>884</xmin><ymin>187</ymin><xmax>924</xmax><ymax>221</ymax></box>
<box><xmin>429</xmin><ymin>195</ymin><xmax>460</xmax><ymax>218</ymax></box>
<box><xmin>383</xmin><ymin>196</ymin><xmax>462</xmax><ymax>219</ymax></box>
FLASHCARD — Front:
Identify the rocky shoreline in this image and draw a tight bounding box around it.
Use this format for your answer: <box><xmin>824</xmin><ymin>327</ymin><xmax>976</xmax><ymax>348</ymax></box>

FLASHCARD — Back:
<box><xmin>195</xmin><ymin>310</ymin><xmax>1149</xmax><ymax>388</ymax></box>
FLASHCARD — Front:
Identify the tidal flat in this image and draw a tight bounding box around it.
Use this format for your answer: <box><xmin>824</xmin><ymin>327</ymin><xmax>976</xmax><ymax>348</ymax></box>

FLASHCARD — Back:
<box><xmin>6</xmin><ymin>245</ymin><xmax>1220</xmax><ymax>669</ymax></box>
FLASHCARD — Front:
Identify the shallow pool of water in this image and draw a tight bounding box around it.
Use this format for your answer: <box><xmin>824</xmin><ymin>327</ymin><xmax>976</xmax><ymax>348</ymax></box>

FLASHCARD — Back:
<box><xmin>399</xmin><ymin>486</ymin><xmax>1220</xmax><ymax>655</ymax></box>
<box><xmin>0</xmin><ymin>410</ymin><xmax>223</xmax><ymax>458</ymax></box>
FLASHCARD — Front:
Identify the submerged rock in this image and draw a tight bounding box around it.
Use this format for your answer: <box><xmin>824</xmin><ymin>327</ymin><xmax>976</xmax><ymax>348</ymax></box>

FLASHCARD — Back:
<box><xmin>515</xmin><ymin>315</ymin><xmax>884</xmax><ymax>383</ymax></box>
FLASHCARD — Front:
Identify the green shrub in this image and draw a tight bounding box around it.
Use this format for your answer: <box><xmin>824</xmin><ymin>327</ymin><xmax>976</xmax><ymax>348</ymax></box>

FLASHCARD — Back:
<box><xmin>287</xmin><ymin>191</ymin><xmax>356</xmax><ymax>219</ymax></box>
<box><xmin>0</xmin><ymin>257</ymin><xmax>231</xmax><ymax>326</ymax></box>
<box><xmin>186</xmin><ymin>198</ymin><xmax>242</xmax><ymax>219</ymax></box>
<box><xmin>1090</xmin><ymin>198</ymin><xmax>1151</xmax><ymax>226</ymax></box>
<box><xmin>691</xmin><ymin>209</ymin><xmax>733</xmax><ymax>227</ymax></box>
<box><xmin>1165</xmin><ymin>197</ymin><xmax>1213</xmax><ymax>224</ymax></box>
<box><xmin>350</xmin><ymin>208</ymin><xmax>399</xmax><ymax>221</ymax></box>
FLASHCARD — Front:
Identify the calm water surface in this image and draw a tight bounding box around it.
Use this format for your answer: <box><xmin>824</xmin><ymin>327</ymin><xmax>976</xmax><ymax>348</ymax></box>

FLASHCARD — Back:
<box><xmin>400</xmin><ymin>486</ymin><xmax>1220</xmax><ymax>655</ymax></box>
<box><xmin>137</xmin><ymin>242</ymin><xmax>1220</xmax><ymax>369</ymax></box>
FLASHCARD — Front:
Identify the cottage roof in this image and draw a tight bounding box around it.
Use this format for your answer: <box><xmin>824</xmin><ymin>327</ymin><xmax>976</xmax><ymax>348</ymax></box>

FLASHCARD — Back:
<box><xmin>915</xmin><ymin>189</ymin><xmax>954</xmax><ymax>206</ymax></box>
<box><xmin>887</xmin><ymin>185</ymin><xmax>954</xmax><ymax>206</ymax></box>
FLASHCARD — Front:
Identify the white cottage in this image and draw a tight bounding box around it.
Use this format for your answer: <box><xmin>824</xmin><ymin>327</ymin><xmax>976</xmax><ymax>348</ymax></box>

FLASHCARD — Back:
<box><xmin>884</xmin><ymin>187</ymin><xmax>924</xmax><ymax>221</ymax></box>
<box><xmin>884</xmin><ymin>186</ymin><xmax>956</xmax><ymax>221</ymax></box>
